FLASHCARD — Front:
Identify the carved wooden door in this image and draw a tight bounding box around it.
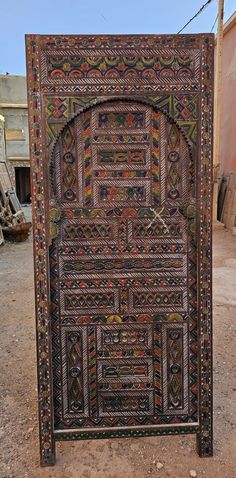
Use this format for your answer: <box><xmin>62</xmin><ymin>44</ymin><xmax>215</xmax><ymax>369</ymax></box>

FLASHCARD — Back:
<box><xmin>26</xmin><ymin>34</ymin><xmax>214</xmax><ymax>466</ymax></box>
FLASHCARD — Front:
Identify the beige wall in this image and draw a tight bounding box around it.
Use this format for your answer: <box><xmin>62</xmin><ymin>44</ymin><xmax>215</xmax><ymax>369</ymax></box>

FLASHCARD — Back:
<box><xmin>220</xmin><ymin>19</ymin><xmax>236</xmax><ymax>173</ymax></box>
<box><xmin>0</xmin><ymin>75</ymin><xmax>29</xmax><ymax>162</ymax></box>
<box><xmin>0</xmin><ymin>75</ymin><xmax>27</xmax><ymax>105</ymax></box>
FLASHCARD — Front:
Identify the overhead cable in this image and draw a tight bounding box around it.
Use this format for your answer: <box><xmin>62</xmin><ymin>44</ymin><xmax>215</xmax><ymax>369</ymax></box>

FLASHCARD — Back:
<box><xmin>211</xmin><ymin>13</ymin><xmax>218</xmax><ymax>32</ymax></box>
<box><xmin>177</xmin><ymin>0</ymin><xmax>214</xmax><ymax>34</ymax></box>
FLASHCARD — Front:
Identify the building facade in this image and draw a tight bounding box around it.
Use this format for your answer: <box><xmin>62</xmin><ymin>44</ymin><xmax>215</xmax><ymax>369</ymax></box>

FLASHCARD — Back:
<box><xmin>0</xmin><ymin>75</ymin><xmax>30</xmax><ymax>203</ymax></box>
<box><xmin>220</xmin><ymin>11</ymin><xmax>236</xmax><ymax>174</ymax></box>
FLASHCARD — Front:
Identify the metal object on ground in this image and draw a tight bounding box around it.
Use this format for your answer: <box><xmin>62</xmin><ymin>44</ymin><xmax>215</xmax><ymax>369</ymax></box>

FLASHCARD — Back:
<box><xmin>26</xmin><ymin>34</ymin><xmax>214</xmax><ymax>466</ymax></box>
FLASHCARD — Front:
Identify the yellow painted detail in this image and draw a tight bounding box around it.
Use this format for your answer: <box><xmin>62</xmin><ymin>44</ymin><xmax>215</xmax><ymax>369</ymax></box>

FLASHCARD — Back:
<box><xmin>106</xmin><ymin>315</ymin><xmax>123</xmax><ymax>324</ymax></box>
<box><xmin>167</xmin><ymin>313</ymin><xmax>183</xmax><ymax>321</ymax></box>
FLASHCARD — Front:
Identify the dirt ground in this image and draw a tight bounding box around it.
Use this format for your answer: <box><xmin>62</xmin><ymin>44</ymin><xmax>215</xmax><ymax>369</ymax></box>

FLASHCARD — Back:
<box><xmin>0</xmin><ymin>227</ymin><xmax>236</xmax><ymax>478</ymax></box>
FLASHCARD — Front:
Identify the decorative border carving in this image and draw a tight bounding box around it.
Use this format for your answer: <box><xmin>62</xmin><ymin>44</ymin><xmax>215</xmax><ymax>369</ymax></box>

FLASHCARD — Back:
<box><xmin>197</xmin><ymin>36</ymin><xmax>214</xmax><ymax>457</ymax></box>
<box><xmin>26</xmin><ymin>37</ymin><xmax>55</xmax><ymax>466</ymax></box>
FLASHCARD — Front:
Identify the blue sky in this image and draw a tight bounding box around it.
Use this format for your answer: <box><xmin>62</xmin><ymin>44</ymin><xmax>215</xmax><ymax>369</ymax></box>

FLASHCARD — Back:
<box><xmin>1</xmin><ymin>0</ymin><xmax>236</xmax><ymax>75</ymax></box>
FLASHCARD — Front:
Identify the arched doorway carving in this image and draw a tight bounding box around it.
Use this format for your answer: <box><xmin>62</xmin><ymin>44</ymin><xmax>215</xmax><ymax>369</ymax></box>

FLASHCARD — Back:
<box><xmin>49</xmin><ymin>99</ymin><xmax>196</xmax><ymax>431</ymax></box>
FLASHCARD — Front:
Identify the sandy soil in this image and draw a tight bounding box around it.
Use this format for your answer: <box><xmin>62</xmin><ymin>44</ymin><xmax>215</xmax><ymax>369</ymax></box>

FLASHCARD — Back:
<box><xmin>0</xmin><ymin>227</ymin><xmax>236</xmax><ymax>478</ymax></box>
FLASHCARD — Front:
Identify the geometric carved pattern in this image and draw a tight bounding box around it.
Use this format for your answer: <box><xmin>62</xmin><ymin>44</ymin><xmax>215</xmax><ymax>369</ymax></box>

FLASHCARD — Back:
<box><xmin>132</xmin><ymin>221</ymin><xmax>182</xmax><ymax>239</ymax></box>
<box><xmin>45</xmin><ymin>53</ymin><xmax>197</xmax><ymax>83</ymax></box>
<box><xmin>62</xmin><ymin>219</ymin><xmax>118</xmax><ymax>243</ymax></box>
<box><xmin>64</xmin><ymin>223</ymin><xmax>113</xmax><ymax>240</ymax></box>
<box><xmin>98</xmin><ymin>358</ymin><xmax>152</xmax><ymax>381</ymax></box>
<box><xmin>62</xmin><ymin>256</ymin><xmax>185</xmax><ymax>274</ymax></box>
<box><xmin>65</xmin><ymin>292</ymin><xmax>115</xmax><ymax>309</ymax></box>
<box><xmin>99</xmin><ymin>184</ymin><xmax>146</xmax><ymax>203</ymax></box>
<box><xmin>98</xmin><ymin>111</ymin><xmax>145</xmax><ymax>128</ymax></box>
<box><xmin>61</xmin><ymin>326</ymin><xmax>89</xmax><ymax>418</ymax></box>
<box><xmin>61</xmin><ymin>125</ymin><xmax>77</xmax><ymax>202</ymax></box>
<box><xmin>61</xmin><ymin>288</ymin><xmax>119</xmax><ymax>315</ymax></box>
<box><xmin>173</xmin><ymin>95</ymin><xmax>197</xmax><ymax>121</ymax></box>
<box><xmin>97</xmin><ymin>149</ymin><xmax>146</xmax><ymax>165</ymax></box>
<box><xmin>132</xmin><ymin>290</ymin><xmax>183</xmax><ymax>307</ymax></box>
<box><xmin>97</xmin><ymin>324</ymin><xmax>153</xmax><ymax>351</ymax></box>
<box><xmin>99</xmin><ymin>391</ymin><xmax>154</xmax><ymax>417</ymax></box>
<box><xmin>162</xmin><ymin>323</ymin><xmax>189</xmax><ymax>415</ymax></box>
<box><xmin>167</xmin><ymin>329</ymin><xmax>184</xmax><ymax>409</ymax></box>
<box><xmin>67</xmin><ymin>331</ymin><xmax>84</xmax><ymax>413</ymax></box>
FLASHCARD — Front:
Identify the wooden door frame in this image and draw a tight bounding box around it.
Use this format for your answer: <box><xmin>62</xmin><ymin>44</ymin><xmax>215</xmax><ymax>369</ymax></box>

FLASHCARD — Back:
<box><xmin>26</xmin><ymin>34</ymin><xmax>214</xmax><ymax>466</ymax></box>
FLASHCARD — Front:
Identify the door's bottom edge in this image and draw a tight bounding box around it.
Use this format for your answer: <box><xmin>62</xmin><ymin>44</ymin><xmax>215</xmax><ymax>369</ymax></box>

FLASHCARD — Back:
<box><xmin>53</xmin><ymin>423</ymin><xmax>199</xmax><ymax>441</ymax></box>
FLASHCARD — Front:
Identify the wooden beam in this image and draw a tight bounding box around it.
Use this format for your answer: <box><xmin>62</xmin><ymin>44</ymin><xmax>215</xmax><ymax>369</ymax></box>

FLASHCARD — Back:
<box><xmin>213</xmin><ymin>0</ymin><xmax>224</xmax><ymax>222</ymax></box>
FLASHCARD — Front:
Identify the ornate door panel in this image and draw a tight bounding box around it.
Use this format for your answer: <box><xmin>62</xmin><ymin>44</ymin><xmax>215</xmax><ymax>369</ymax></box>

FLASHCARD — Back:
<box><xmin>26</xmin><ymin>34</ymin><xmax>214</xmax><ymax>466</ymax></box>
